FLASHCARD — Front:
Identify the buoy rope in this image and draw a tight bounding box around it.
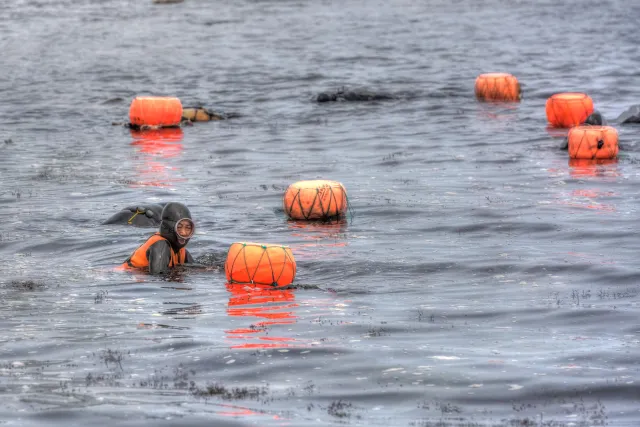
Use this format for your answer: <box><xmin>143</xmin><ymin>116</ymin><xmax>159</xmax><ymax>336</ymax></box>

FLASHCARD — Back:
<box><xmin>263</xmin><ymin>248</ymin><xmax>280</xmax><ymax>286</ymax></box>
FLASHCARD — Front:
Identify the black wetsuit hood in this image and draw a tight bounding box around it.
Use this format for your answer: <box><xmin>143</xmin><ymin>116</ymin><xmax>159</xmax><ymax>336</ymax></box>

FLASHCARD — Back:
<box><xmin>159</xmin><ymin>202</ymin><xmax>193</xmax><ymax>252</ymax></box>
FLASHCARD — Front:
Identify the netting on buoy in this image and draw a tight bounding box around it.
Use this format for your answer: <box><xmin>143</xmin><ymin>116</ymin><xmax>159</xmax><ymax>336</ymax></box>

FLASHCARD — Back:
<box><xmin>545</xmin><ymin>93</ymin><xmax>594</xmax><ymax>128</ymax></box>
<box><xmin>129</xmin><ymin>96</ymin><xmax>183</xmax><ymax>127</ymax></box>
<box><xmin>568</xmin><ymin>125</ymin><xmax>618</xmax><ymax>159</ymax></box>
<box><xmin>474</xmin><ymin>73</ymin><xmax>521</xmax><ymax>102</ymax></box>
<box><xmin>225</xmin><ymin>242</ymin><xmax>296</xmax><ymax>287</ymax></box>
<box><xmin>283</xmin><ymin>180</ymin><xmax>348</xmax><ymax>220</ymax></box>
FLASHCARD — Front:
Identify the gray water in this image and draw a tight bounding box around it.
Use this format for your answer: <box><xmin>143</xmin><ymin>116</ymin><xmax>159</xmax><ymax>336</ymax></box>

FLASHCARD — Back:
<box><xmin>1</xmin><ymin>0</ymin><xmax>639</xmax><ymax>425</ymax></box>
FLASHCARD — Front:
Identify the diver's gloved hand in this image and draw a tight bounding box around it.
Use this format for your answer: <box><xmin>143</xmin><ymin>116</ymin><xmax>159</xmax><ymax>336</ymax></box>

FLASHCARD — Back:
<box><xmin>123</xmin><ymin>206</ymin><xmax>157</xmax><ymax>218</ymax></box>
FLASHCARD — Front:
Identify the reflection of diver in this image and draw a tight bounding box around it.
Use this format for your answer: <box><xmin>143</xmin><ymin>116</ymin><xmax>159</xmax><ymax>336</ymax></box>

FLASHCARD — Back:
<box><xmin>103</xmin><ymin>203</ymin><xmax>166</xmax><ymax>227</ymax></box>
<box><xmin>121</xmin><ymin>202</ymin><xmax>196</xmax><ymax>274</ymax></box>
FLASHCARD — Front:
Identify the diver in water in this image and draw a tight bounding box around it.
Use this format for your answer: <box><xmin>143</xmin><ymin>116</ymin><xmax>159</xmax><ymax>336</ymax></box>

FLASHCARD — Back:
<box><xmin>181</xmin><ymin>107</ymin><xmax>241</xmax><ymax>122</ymax></box>
<box><xmin>560</xmin><ymin>109</ymin><xmax>630</xmax><ymax>150</ymax></box>
<box><xmin>112</xmin><ymin>107</ymin><xmax>242</xmax><ymax>130</ymax></box>
<box><xmin>103</xmin><ymin>203</ymin><xmax>166</xmax><ymax>227</ymax></box>
<box><xmin>316</xmin><ymin>87</ymin><xmax>397</xmax><ymax>103</ymax></box>
<box><xmin>122</xmin><ymin>202</ymin><xmax>196</xmax><ymax>274</ymax></box>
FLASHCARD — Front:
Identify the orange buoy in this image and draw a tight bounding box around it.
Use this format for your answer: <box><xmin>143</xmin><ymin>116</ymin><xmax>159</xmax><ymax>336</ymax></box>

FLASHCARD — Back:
<box><xmin>283</xmin><ymin>180</ymin><xmax>348</xmax><ymax>220</ymax></box>
<box><xmin>545</xmin><ymin>93</ymin><xmax>594</xmax><ymax>128</ymax></box>
<box><xmin>567</xmin><ymin>126</ymin><xmax>618</xmax><ymax>159</ymax></box>
<box><xmin>129</xmin><ymin>96</ymin><xmax>183</xmax><ymax>128</ymax></box>
<box><xmin>225</xmin><ymin>242</ymin><xmax>296</xmax><ymax>287</ymax></box>
<box><xmin>474</xmin><ymin>73</ymin><xmax>521</xmax><ymax>102</ymax></box>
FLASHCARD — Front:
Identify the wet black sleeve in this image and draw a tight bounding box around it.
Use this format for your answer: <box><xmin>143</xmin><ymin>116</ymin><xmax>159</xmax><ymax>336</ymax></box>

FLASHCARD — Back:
<box><xmin>102</xmin><ymin>210</ymin><xmax>134</xmax><ymax>225</ymax></box>
<box><xmin>102</xmin><ymin>206</ymin><xmax>160</xmax><ymax>227</ymax></box>
<box><xmin>185</xmin><ymin>249</ymin><xmax>194</xmax><ymax>264</ymax></box>
<box><xmin>147</xmin><ymin>240</ymin><xmax>173</xmax><ymax>274</ymax></box>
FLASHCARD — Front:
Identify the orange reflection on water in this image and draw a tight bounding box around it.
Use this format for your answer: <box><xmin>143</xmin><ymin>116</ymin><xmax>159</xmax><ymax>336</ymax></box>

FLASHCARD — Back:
<box><xmin>568</xmin><ymin>158</ymin><xmax>620</xmax><ymax>179</ymax></box>
<box><xmin>130</xmin><ymin>128</ymin><xmax>184</xmax><ymax>157</ymax></box>
<box><xmin>213</xmin><ymin>403</ymin><xmax>283</xmax><ymax>421</ymax></box>
<box><xmin>128</xmin><ymin>128</ymin><xmax>187</xmax><ymax>188</ymax></box>
<box><xmin>225</xmin><ymin>282</ymin><xmax>301</xmax><ymax>349</ymax></box>
<box><xmin>551</xmin><ymin>158</ymin><xmax>620</xmax><ymax>213</ymax></box>
<box><xmin>287</xmin><ymin>219</ymin><xmax>348</xmax><ymax>259</ymax></box>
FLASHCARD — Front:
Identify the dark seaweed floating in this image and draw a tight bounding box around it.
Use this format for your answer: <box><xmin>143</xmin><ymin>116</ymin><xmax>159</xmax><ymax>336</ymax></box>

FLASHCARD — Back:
<box><xmin>316</xmin><ymin>87</ymin><xmax>397</xmax><ymax>103</ymax></box>
<box><xmin>194</xmin><ymin>252</ymin><xmax>227</xmax><ymax>269</ymax></box>
<box><xmin>191</xmin><ymin>382</ymin><xmax>269</xmax><ymax>400</ymax></box>
<box><xmin>161</xmin><ymin>303</ymin><xmax>202</xmax><ymax>316</ymax></box>
<box><xmin>327</xmin><ymin>400</ymin><xmax>356</xmax><ymax>418</ymax></box>
<box><xmin>98</xmin><ymin>349</ymin><xmax>126</xmax><ymax>370</ymax></box>
<box><xmin>8</xmin><ymin>280</ymin><xmax>46</xmax><ymax>291</ymax></box>
<box><xmin>94</xmin><ymin>290</ymin><xmax>108</xmax><ymax>304</ymax></box>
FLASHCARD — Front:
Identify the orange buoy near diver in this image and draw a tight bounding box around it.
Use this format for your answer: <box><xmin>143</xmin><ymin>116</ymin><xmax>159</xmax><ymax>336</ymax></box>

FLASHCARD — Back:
<box><xmin>545</xmin><ymin>93</ymin><xmax>594</xmax><ymax>128</ymax></box>
<box><xmin>567</xmin><ymin>125</ymin><xmax>618</xmax><ymax>159</ymax></box>
<box><xmin>474</xmin><ymin>73</ymin><xmax>521</xmax><ymax>102</ymax></box>
<box><xmin>225</xmin><ymin>242</ymin><xmax>296</xmax><ymax>287</ymax></box>
<box><xmin>129</xmin><ymin>96</ymin><xmax>183</xmax><ymax>128</ymax></box>
<box><xmin>283</xmin><ymin>180</ymin><xmax>348</xmax><ymax>220</ymax></box>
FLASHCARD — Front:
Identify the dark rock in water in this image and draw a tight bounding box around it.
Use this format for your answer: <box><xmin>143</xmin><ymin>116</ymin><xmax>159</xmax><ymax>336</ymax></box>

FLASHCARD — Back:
<box><xmin>560</xmin><ymin>138</ymin><xmax>569</xmax><ymax>150</ymax></box>
<box><xmin>316</xmin><ymin>88</ymin><xmax>396</xmax><ymax>103</ymax></box>
<box><xmin>615</xmin><ymin>105</ymin><xmax>640</xmax><ymax>124</ymax></box>
<box><xmin>103</xmin><ymin>203</ymin><xmax>166</xmax><ymax>227</ymax></box>
<box><xmin>584</xmin><ymin>110</ymin><xmax>607</xmax><ymax>126</ymax></box>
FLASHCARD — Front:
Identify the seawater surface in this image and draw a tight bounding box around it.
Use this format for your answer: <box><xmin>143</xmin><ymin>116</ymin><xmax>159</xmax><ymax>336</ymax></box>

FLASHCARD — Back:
<box><xmin>1</xmin><ymin>0</ymin><xmax>639</xmax><ymax>426</ymax></box>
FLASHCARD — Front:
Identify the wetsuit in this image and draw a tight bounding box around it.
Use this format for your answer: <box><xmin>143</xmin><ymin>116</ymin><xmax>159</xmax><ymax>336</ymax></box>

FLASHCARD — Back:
<box><xmin>122</xmin><ymin>202</ymin><xmax>195</xmax><ymax>274</ymax></box>
<box><xmin>103</xmin><ymin>203</ymin><xmax>166</xmax><ymax>227</ymax></box>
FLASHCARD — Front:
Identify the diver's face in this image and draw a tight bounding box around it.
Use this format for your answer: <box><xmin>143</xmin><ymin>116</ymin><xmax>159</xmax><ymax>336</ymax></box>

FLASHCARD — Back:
<box><xmin>174</xmin><ymin>218</ymin><xmax>195</xmax><ymax>246</ymax></box>
<box><xmin>176</xmin><ymin>220</ymin><xmax>193</xmax><ymax>238</ymax></box>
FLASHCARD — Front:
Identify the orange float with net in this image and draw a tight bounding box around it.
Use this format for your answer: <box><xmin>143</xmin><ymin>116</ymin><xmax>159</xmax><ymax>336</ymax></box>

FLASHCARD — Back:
<box><xmin>283</xmin><ymin>180</ymin><xmax>348</xmax><ymax>220</ymax></box>
<box><xmin>225</xmin><ymin>242</ymin><xmax>296</xmax><ymax>287</ymax></box>
<box><xmin>128</xmin><ymin>96</ymin><xmax>183</xmax><ymax>128</ymax></box>
<box><xmin>474</xmin><ymin>73</ymin><xmax>521</xmax><ymax>102</ymax></box>
<box><xmin>545</xmin><ymin>93</ymin><xmax>594</xmax><ymax>128</ymax></box>
<box><xmin>567</xmin><ymin>125</ymin><xmax>618</xmax><ymax>159</ymax></box>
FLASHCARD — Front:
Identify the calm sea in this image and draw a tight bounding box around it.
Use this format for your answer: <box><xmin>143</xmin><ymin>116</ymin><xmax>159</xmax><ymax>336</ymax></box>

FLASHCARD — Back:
<box><xmin>1</xmin><ymin>0</ymin><xmax>639</xmax><ymax>425</ymax></box>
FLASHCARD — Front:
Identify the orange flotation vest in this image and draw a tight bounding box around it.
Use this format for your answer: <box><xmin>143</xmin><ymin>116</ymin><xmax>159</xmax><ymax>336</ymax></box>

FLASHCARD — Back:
<box><xmin>122</xmin><ymin>232</ymin><xmax>186</xmax><ymax>270</ymax></box>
